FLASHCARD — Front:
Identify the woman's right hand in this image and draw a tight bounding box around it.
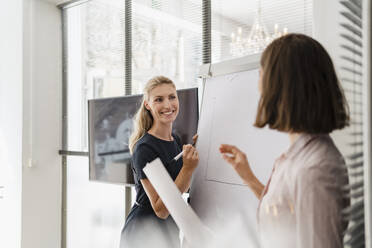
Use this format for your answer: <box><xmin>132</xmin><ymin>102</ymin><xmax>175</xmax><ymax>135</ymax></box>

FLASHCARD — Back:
<box><xmin>219</xmin><ymin>144</ymin><xmax>255</xmax><ymax>184</ymax></box>
<box><xmin>220</xmin><ymin>144</ymin><xmax>264</xmax><ymax>198</ymax></box>
<box><xmin>182</xmin><ymin>144</ymin><xmax>199</xmax><ymax>171</ymax></box>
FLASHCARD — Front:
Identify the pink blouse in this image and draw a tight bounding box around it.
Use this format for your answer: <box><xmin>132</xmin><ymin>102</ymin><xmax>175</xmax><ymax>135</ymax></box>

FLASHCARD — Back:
<box><xmin>258</xmin><ymin>134</ymin><xmax>348</xmax><ymax>248</ymax></box>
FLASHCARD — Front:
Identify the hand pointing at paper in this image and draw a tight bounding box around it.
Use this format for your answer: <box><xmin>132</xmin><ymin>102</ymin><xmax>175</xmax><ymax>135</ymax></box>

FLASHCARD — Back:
<box><xmin>219</xmin><ymin>144</ymin><xmax>264</xmax><ymax>199</ymax></box>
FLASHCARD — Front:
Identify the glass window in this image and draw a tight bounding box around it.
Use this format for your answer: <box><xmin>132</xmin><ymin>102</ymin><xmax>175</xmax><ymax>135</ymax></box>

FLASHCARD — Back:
<box><xmin>132</xmin><ymin>0</ymin><xmax>203</xmax><ymax>93</ymax></box>
<box><xmin>66</xmin><ymin>156</ymin><xmax>126</xmax><ymax>248</ymax></box>
<box><xmin>63</xmin><ymin>1</ymin><xmax>314</xmax><ymax>247</ymax></box>
<box><xmin>66</xmin><ymin>0</ymin><xmax>125</xmax><ymax>152</ymax></box>
<box><xmin>64</xmin><ymin>1</ymin><xmax>202</xmax><ymax>247</ymax></box>
<box><xmin>65</xmin><ymin>1</ymin><xmax>127</xmax><ymax>248</ymax></box>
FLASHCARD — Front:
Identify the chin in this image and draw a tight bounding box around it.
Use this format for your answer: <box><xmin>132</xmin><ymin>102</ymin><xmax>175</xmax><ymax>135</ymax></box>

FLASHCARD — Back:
<box><xmin>161</xmin><ymin>118</ymin><xmax>176</xmax><ymax>125</ymax></box>
<box><xmin>162</xmin><ymin>115</ymin><xmax>177</xmax><ymax>124</ymax></box>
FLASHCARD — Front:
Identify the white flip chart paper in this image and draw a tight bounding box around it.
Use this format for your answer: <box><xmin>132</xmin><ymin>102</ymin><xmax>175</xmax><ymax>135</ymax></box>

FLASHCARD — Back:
<box><xmin>190</xmin><ymin>68</ymin><xmax>289</xmax><ymax>230</ymax></box>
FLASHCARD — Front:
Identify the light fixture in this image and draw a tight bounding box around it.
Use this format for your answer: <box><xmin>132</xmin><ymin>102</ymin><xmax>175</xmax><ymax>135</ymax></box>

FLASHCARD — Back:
<box><xmin>230</xmin><ymin>0</ymin><xmax>288</xmax><ymax>57</ymax></box>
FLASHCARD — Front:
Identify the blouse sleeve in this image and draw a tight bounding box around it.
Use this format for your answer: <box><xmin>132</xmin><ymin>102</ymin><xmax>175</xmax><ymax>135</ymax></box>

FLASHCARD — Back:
<box><xmin>132</xmin><ymin>143</ymin><xmax>158</xmax><ymax>180</ymax></box>
<box><xmin>294</xmin><ymin>166</ymin><xmax>344</xmax><ymax>248</ymax></box>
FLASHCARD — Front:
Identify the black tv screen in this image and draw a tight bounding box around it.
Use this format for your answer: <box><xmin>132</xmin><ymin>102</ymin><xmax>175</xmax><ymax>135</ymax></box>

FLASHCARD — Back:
<box><xmin>88</xmin><ymin>87</ymin><xmax>199</xmax><ymax>185</ymax></box>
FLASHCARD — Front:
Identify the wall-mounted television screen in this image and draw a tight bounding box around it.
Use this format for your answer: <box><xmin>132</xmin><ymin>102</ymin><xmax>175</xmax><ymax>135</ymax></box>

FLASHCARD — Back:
<box><xmin>88</xmin><ymin>87</ymin><xmax>199</xmax><ymax>185</ymax></box>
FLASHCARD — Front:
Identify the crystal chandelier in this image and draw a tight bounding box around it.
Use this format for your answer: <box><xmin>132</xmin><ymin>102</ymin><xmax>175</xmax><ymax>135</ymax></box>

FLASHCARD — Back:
<box><xmin>230</xmin><ymin>1</ymin><xmax>288</xmax><ymax>57</ymax></box>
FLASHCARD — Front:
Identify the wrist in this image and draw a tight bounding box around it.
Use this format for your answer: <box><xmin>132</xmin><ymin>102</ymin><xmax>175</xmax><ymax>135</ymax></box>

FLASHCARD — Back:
<box><xmin>243</xmin><ymin>173</ymin><xmax>257</xmax><ymax>187</ymax></box>
<box><xmin>183</xmin><ymin>161</ymin><xmax>197</xmax><ymax>170</ymax></box>
<box><xmin>244</xmin><ymin>175</ymin><xmax>264</xmax><ymax>197</ymax></box>
<box><xmin>181</xmin><ymin>164</ymin><xmax>195</xmax><ymax>174</ymax></box>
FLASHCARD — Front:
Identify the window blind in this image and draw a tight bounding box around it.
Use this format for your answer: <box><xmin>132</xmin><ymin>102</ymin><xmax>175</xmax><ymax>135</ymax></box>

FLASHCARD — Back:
<box><xmin>339</xmin><ymin>0</ymin><xmax>365</xmax><ymax>247</ymax></box>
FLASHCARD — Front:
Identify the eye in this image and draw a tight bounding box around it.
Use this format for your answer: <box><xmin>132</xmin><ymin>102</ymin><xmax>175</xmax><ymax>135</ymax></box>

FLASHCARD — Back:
<box><xmin>155</xmin><ymin>97</ymin><xmax>163</xmax><ymax>102</ymax></box>
<box><xmin>169</xmin><ymin>95</ymin><xmax>176</xmax><ymax>100</ymax></box>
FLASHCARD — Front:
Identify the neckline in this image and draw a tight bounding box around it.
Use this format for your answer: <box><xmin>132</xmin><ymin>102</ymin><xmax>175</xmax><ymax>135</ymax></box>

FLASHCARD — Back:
<box><xmin>146</xmin><ymin>132</ymin><xmax>175</xmax><ymax>143</ymax></box>
<box><xmin>284</xmin><ymin>133</ymin><xmax>328</xmax><ymax>159</ymax></box>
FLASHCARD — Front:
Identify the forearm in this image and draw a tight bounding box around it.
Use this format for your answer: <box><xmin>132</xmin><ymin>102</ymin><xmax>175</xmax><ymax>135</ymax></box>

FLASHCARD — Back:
<box><xmin>151</xmin><ymin>167</ymin><xmax>194</xmax><ymax>219</ymax></box>
<box><xmin>243</xmin><ymin>174</ymin><xmax>264</xmax><ymax>199</ymax></box>
<box><xmin>174</xmin><ymin>166</ymin><xmax>194</xmax><ymax>193</ymax></box>
<box><xmin>152</xmin><ymin>198</ymin><xmax>169</xmax><ymax>219</ymax></box>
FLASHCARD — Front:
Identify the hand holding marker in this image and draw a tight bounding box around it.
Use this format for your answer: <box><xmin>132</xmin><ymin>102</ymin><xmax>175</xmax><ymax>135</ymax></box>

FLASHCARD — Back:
<box><xmin>172</xmin><ymin>134</ymin><xmax>198</xmax><ymax>162</ymax></box>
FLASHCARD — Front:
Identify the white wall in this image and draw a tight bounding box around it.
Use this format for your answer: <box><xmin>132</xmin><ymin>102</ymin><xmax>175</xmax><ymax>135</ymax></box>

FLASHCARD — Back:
<box><xmin>313</xmin><ymin>0</ymin><xmax>342</xmax><ymax>62</ymax></box>
<box><xmin>22</xmin><ymin>0</ymin><xmax>62</xmax><ymax>248</ymax></box>
<box><xmin>0</xmin><ymin>0</ymin><xmax>23</xmax><ymax>247</ymax></box>
<box><xmin>362</xmin><ymin>0</ymin><xmax>372</xmax><ymax>246</ymax></box>
<box><xmin>0</xmin><ymin>0</ymin><xmax>62</xmax><ymax>246</ymax></box>
<box><xmin>313</xmin><ymin>0</ymin><xmax>353</xmax><ymax>157</ymax></box>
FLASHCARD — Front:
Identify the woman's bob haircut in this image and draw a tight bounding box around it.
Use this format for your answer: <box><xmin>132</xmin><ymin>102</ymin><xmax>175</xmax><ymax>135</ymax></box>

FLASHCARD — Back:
<box><xmin>254</xmin><ymin>33</ymin><xmax>350</xmax><ymax>133</ymax></box>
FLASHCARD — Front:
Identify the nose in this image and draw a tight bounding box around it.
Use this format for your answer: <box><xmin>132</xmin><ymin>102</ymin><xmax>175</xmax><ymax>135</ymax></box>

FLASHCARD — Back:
<box><xmin>163</xmin><ymin>98</ymin><xmax>171</xmax><ymax>108</ymax></box>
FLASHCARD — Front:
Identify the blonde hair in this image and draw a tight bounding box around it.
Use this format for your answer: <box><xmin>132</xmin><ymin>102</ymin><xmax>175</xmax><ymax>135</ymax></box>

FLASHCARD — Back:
<box><xmin>128</xmin><ymin>76</ymin><xmax>176</xmax><ymax>154</ymax></box>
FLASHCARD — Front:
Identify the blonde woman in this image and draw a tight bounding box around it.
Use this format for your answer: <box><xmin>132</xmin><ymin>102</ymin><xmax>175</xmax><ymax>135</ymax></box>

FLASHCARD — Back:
<box><xmin>120</xmin><ymin>76</ymin><xmax>199</xmax><ymax>248</ymax></box>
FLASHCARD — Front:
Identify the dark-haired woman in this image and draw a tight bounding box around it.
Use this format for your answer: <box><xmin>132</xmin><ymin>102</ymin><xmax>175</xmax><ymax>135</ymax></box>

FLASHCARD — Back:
<box><xmin>219</xmin><ymin>34</ymin><xmax>349</xmax><ymax>248</ymax></box>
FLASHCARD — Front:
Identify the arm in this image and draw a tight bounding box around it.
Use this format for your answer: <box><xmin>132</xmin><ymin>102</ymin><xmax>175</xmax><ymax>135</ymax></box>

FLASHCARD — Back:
<box><xmin>219</xmin><ymin>144</ymin><xmax>264</xmax><ymax>199</ymax></box>
<box><xmin>141</xmin><ymin>144</ymin><xmax>198</xmax><ymax>219</ymax></box>
<box><xmin>294</xmin><ymin>168</ymin><xmax>344</xmax><ymax>248</ymax></box>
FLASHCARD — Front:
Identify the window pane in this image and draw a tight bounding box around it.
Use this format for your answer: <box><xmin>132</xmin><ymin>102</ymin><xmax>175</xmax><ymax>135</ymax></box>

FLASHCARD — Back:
<box><xmin>65</xmin><ymin>2</ymin><xmax>128</xmax><ymax>248</ymax></box>
<box><xmin>66</xmin><ymin>156</ymin><xmax>125</xmax><ymax>248</ymax></box>
<box><xmin>132</xmin><ymin>0</ymin><xmax>203</xmax><ymax>93</ymax></box>
<box><xmin>66</xmin><ymin>0</ymin><xmax>125</xmax><ymax>151</ymax></box>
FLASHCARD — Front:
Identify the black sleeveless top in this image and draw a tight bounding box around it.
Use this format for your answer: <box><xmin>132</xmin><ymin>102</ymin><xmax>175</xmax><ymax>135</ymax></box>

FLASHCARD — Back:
<box><xmin>131</xmin><ymin>132</ymin><xmax>183</xmax><ymax>208</ymax></box>
<box><xmin>120</xmin><ymin>132</ymin><xmax>183</xmax><ymax>248</ymax></box>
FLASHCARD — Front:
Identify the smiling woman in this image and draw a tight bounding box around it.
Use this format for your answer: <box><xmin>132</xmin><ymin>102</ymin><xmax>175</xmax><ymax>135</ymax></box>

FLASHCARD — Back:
<box><xmin>120</xmin><ymin>76</ymin><xmax>199</xmax><ymax>248</ymax></box>
<box><xmin>144</xmin><ymin>84</ymin><xmax>179</xmax><ymax>128</ymax></box>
